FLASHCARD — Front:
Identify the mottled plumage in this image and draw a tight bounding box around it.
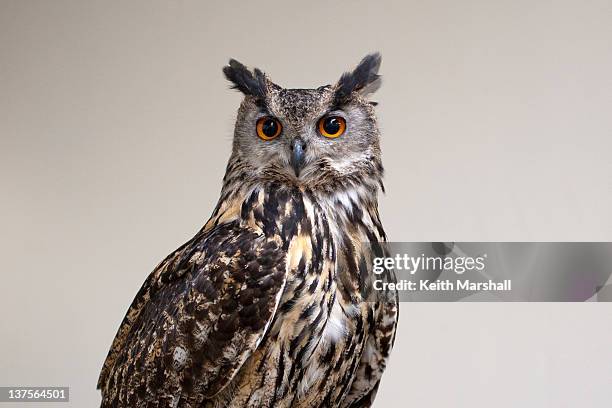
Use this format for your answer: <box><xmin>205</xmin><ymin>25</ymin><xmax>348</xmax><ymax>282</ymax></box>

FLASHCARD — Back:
<box><xmin>98</xmin><ymin>53</ymin><xmax>398</xmax><ymax>408</ymax></box>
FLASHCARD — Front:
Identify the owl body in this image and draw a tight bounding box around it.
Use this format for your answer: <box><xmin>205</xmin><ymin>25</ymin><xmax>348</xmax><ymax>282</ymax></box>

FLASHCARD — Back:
<box><xmin>208</xmin><ymin>180</ymin><xmax>390</xmax><ymax>407</ymax></box>
<box><xmin>99</xmin><ymin>54</ymin><xmax>397</xmax><ymax>408</ymax></box>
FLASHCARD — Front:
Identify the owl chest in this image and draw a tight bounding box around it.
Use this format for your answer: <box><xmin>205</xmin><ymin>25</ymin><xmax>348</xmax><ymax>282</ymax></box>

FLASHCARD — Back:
<box><xmin>227</xmin><ymin>188</ymin><xmax>379</xmax><ymax>405</ymax></box>
<box><xmin>262</xmin><ymin>208</ymin><xmax>373</xmax><ymax>403</ymax></box>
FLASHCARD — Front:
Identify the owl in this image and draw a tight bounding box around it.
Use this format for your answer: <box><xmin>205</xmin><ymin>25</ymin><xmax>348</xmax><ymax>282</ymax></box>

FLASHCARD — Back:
<box><xmin>98</xmin><ymin>53</ymin><xmax>398</xmax><ymax>408</ymax></box>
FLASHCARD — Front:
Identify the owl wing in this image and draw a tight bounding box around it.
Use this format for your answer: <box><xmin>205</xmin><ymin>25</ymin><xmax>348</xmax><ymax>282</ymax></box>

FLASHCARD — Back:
<box><xmin>97</xmin><ymin>222</ymin><xmax>287</xmax><ymax>407</ymax></box>
<box><xmin>343</xmin><ymin>280</ymin><xmax>399</xmax><ymax>407</ymax></box>
<box><xmin>343</xmin><ymin>300</ymin><xmax>398</xmax><ymax>408</ymax></box>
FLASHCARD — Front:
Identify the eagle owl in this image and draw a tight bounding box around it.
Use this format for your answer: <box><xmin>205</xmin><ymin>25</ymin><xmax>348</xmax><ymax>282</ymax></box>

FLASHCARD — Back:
<box><xmin>98</xmin><ymin>53</ymin><xmax>398</xmax><ymax>408</ymax></box>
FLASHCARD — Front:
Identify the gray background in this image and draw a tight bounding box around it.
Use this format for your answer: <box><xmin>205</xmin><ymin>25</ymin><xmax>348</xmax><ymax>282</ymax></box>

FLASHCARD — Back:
<box><xmin>1</xmin><ymin>1</ymin><xmax>611</xmax><ymax>407</ymax></box>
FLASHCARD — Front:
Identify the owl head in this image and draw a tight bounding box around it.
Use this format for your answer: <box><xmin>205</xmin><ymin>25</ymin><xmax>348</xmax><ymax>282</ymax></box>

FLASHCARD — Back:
<box><xmin>223</xmin><ymin>53</ymin><xmax>383</xmax><ymax>194</ymax></box>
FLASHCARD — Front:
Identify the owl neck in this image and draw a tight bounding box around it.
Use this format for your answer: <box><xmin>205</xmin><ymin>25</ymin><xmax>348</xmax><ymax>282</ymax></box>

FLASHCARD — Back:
<box><xmin>218</xmin><ymin>154</ymin><xmax>384</xmax><ymax>200</ymax></box>
<box><xmin>204</xmin><ymin>157</ymin><xmax>384</xmax><ymax>239</ymax></box>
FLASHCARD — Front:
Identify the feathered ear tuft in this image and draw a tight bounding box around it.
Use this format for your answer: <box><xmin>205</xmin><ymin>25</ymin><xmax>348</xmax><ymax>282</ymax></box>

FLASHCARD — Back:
<box><xmin>223</xmin><ymin>59</ymin><xmax>267</xmax><ymax>99</ymax></box>
<box><xmin>334</xmin><ymin>53</ymin><xmax>382</xmax><ymax>103</ymax></box>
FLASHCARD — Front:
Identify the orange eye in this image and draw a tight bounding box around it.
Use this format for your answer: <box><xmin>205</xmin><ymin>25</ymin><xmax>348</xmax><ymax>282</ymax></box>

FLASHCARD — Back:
<box><xmin>318</xmin><ymin>116</ymin><xmax>346</xmax><ymax>138</ymax></box>
<box><xmin>256</xmin><ymin>117</ymin><xmax>282</xmax><ymax>140</ymax></box>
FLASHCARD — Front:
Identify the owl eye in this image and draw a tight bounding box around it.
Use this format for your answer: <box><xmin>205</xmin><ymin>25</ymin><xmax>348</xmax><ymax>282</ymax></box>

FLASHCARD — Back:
<box><xmin>318</xmin><ymin>116</ymin><xmax>346</xmax><ymax>138</ymax></box>
<box><xmin>256</xmin><ymin>117</ymin><xmax>282</xmax><ymax>140</ymax></box>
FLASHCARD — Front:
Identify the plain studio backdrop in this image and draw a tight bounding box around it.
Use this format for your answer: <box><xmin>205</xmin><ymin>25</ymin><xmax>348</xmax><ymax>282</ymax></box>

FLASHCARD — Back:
<box><xmin>1</xmin><ymin>1</ymin><xmax>611</xmax><ymax>407</ymax></box>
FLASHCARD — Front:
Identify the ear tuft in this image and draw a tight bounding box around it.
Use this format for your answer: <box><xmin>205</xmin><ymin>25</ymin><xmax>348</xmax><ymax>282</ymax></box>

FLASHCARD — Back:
<box><xmin>222</xmin><ymin>59</ymin><xmax>267</xmax><ymax>99</ymax></box>
<box><xmin>335</xmin><ymin>53</ymin><xmax>382</xmax><ymax>102</ymax></box>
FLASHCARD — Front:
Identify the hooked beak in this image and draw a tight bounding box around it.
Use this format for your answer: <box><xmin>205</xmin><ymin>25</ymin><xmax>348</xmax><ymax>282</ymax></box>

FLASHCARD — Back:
<box><xmin>290</xmin><ymin>138</ymin><xmax>307</xmax><ymax>177</ymax></box>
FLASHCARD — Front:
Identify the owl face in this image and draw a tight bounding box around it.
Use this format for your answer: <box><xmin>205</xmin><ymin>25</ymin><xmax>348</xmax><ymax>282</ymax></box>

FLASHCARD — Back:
<box><xmin>224</xmin><ymin>54</ymin><xmax>383</xmax><ymax>190</ymax></box>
